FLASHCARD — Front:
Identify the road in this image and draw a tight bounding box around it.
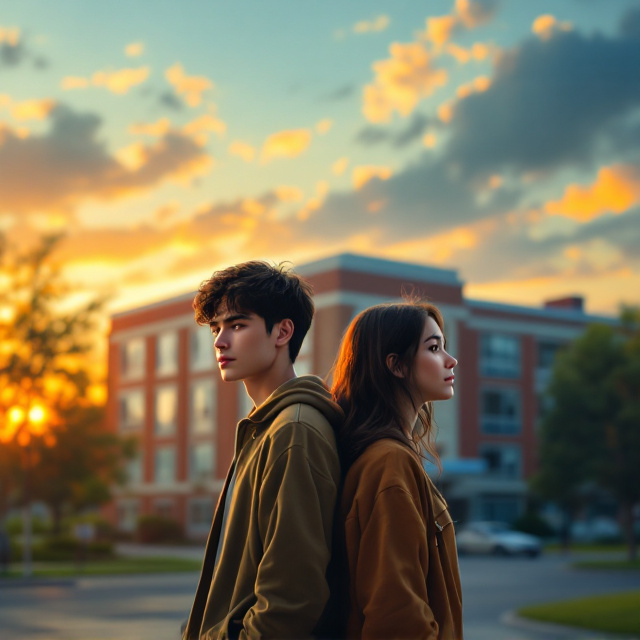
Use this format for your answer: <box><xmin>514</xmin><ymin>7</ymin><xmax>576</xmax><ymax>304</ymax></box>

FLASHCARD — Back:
<box><xmin>0</xmin><ymin>551</ymin><xmax>638</xmax><ymax>639</ymax></box>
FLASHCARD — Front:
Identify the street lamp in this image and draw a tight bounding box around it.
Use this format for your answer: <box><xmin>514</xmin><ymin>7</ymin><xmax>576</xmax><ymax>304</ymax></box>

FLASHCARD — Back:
<box><xmin>6</xmin><ymin>403</ymin><xmax>47</xmax><ymax>578</ymax></box>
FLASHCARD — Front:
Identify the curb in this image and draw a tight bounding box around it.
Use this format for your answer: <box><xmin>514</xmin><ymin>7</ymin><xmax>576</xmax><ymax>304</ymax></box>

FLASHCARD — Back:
<box><xmin>502</xmin><ymin>610</ymin><xmax>640</xmax><ymax>640</ymax></box>
<box><xmin>0</xmin><ymin>577</ymin><xmax>76</xmax><ymax>589</ymax></box>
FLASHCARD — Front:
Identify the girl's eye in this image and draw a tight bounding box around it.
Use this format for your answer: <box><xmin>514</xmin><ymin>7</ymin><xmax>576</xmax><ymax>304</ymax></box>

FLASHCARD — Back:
<box><xmin>429</xmin><ymin>344</ymin><xmax>439</xmax><ymax>352</ymax></box>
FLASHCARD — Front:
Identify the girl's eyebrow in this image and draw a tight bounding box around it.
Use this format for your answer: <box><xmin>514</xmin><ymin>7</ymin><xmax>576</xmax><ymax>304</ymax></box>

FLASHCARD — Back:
<box><xmin>424</xmin><ymin>334</ymin><xmax>443</xmax><ymax>343</ymax></box>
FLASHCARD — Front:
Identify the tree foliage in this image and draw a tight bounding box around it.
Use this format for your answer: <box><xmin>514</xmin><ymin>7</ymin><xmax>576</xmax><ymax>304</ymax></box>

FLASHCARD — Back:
<box><xmin>532</xmin><ymin>309</ymin><xmax>640</xmax><ymax>560</ymax></box>
<box><xmin>0</xmin><ymin>234</ymin><xmax>134</xmax><ymax>530</ymax></box>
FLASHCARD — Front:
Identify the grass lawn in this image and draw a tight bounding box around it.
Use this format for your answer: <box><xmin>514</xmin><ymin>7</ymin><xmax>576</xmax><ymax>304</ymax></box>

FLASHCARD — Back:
<box><xmin>0</xmin><ymin>556</ymin><xmax>201</xmax><ymax>578</ymax></box>
<box><xmin>519</xmin><ymin>590</ymin><xmax>640</xmax><ymax>635</ymax></box>
<box><xmin>572</xmin><ymin>559</ymin><xmax>640</xmax><ymax>571</ymax></box>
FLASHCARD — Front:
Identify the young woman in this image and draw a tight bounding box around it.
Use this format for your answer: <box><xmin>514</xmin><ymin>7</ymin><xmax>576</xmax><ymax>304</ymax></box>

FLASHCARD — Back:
<box><xmin>331</xmin><ymin>302</ymin><xmax>463</xmax><ymax>640</ymax></box>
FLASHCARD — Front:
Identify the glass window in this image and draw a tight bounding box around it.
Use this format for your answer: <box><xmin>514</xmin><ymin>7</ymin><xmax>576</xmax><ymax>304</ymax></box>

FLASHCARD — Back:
<box><xmin>121</xmin><ymin>337</ymin><xmax>146</xmax><ymax>379</ymax></box>
<box><xmin>188</xmin><ymin>498</ymin><xmax>214</xmax><ymax>530</ymax></box>
<box><xmin>154</xmin><ymin>499</ymin><xmax>174</xmax><ymax>518</ymax></box>
<box><xmin>154</xmin><ymin>447</ymin><xmax>175</xmax><ymax>484</ymax></box>
<box><xmin>119</xmin><ymin>390</ymin><xmax>145</xmax><ymax>430</ymax></box>
<box><xmin>480</xmin><ymin>333</ymin><xmax>521</xmax><ymax>378</ymax></box>
<box><xmin>191</xmin><ymin>326</ymin><xmax>215</xmax><ymax>371</ymax></box>
<box><xmin>156</xmin><ymin>331</ymin><xmax>178</xmax><ymax>377</ymax></box>
<box><xmin>191</xmin><ymin>379</ymin><xmax>216</xmax><ymax>434</ymax></box>
<box><xmin>155</xmin><ymin>386</ymin><xmax>177</xmax><ymax>435</ymax></box>
<box><xmin>481</xmin><ymin>387</ymin><xmax>521</xmax><ymax>434</ymax></box>
<box><xmin>479</xmin><ymin>496</ymin><xmax>521</xmax><ymax>524</ymax></box>
<box><xmin>117</xmin><ymin>500</ymin><xmax>139</xmax><ymax>532</ymax></box>
<box><xmin>480</xmin><ymin>444</ymin><xmax>522</xmax><ymax>479</ymax></box>
<box><xmin>125</xmin><ymin>454</ymin><xmax>143</xmax><ymax>485</ymax></box>
<box><xmin>190</xmin><ymin>442</ymin><xmax>215</xmax><ymax>481</ymax></box>
<box><xmin>537</xmin><ymin>341</ymin><xmax>563</xmax><ymax>369</ymax></box>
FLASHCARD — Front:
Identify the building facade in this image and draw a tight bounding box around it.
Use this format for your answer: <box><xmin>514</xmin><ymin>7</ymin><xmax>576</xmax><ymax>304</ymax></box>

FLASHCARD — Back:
<box><xmin>105</xmin><ymin>253</ymin><xmax>614</xmax><ymax>537</ymax></box>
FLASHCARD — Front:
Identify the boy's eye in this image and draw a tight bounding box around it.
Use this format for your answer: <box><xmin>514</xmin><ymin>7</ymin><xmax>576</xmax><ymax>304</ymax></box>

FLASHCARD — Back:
<box><xmin>211</xmin><ymin>327</ymin><xmax>220</xmax><ymax>336</ymax></box>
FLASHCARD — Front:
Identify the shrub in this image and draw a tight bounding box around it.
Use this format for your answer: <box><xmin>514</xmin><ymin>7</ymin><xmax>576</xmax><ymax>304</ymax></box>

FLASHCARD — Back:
<box><xmin>512</xmin><ymin>512</ymin><xmax>556</xmax><ymax>539</ymax></box>
<box><xmin>136</xmin><ymin>515</ymin><xmax>184</xmax><ymax>544</ymax></box>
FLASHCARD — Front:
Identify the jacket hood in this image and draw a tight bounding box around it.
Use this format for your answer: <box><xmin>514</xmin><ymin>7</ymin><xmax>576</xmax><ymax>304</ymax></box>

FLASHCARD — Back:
<box><xmin>247</xmin><ymin>375</ymin><xmax>343</xmax><ymax>430</ymax></box>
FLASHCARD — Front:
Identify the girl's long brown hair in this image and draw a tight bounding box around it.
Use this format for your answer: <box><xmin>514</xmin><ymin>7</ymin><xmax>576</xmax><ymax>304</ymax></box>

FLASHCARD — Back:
<box><xmin>330</xmin><ymin>302</ymin><xmax>445</xmax><ymax>471</ymax></box>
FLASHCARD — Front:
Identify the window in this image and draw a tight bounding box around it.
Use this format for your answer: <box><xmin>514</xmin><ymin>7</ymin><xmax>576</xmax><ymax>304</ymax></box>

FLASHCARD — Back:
<box><xmin>155</xmin><ymin>386</ymin><xmax>177</xmax><ymax>435</ymax></box>
<box><xmin>118</xmin><ymin>390</ymin><xmax>145</xmax><ymax>430</ymax></box>
<box><xmin>537</xmin><ymin>341</ymin><xmax>562</xmax><ymax>370</ymax></box>
<box><xmin>121</xmin><ymin>337</ymin><xmax>146</xmax><ymax>379</ymax></box>
<box><xmin>480</xmin><ymin>333</ymin><xmax>521</xmax><ymax>378</ymax></box>
<box><xmin>188</xmin><ymin>498</ymin><xmax>214</xmax><ymax>531</ymax></box>
<box><xmin>117</xmin><ymin>500</ymin><xmax>139</xmax><ymax>532</ymax></box>
<box><xmin>156</xmin><ymin>331</ymin><xmax>178</xmax><ymax>377</ymax></box>
<box><xmin>190</xmin><ymin>442</ymin><xmax>215</xmax><ymax>481</ymax></box>
<box><xmin>479</xmin><ymin>496</ymin><xmax>521</xmax><ymax>524</ymax></box>
<box><xmin>154</xmin><ymin>446</ymin><xmax>176</xmax><ymax>484</ymax></box>
<box><xmin>125</xmin><ymin>454</ymin><xmax>143</xmax><ymax>485</ymax></box>
<box><xmin>481</xmin><ymin>387</ymin><xmax>521</xmax><ymax>434</ymax></box>
<box><xmin>480</xmin><ymin>444</ymin><xmax>522</xmax><ymax>479</ymax></box>
<box><xmin>154</xmin><ymin>499</ymin><xmax>175</xmax><ymax>518</ymax></box>
<box><xmin>191</xmin><ymin>379</ymin><xmax>215</xmax><ymax>434</ymax></box>
<box><xmin>191</xmin><ymin>326</ymin><xmax>215</xmax><ymax>372</ymax></box>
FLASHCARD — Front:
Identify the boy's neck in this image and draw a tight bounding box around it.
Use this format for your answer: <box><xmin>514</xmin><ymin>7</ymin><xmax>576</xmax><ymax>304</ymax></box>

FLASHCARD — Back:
<box><xmin>244</xmin><ymin>362</ymin><xmax>297</xmax><ymax>409</ymax></box>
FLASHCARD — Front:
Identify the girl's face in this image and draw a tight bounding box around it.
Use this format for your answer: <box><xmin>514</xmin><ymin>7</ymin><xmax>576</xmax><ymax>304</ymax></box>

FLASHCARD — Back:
<box><xmin>410</xmin><ymin>315</ymin><xmax>458</xmax><ymax>404</ymax></box>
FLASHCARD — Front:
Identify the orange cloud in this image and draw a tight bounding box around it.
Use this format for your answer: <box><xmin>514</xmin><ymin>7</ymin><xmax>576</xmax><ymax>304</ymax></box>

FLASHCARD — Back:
<box><xmin>229</xmin><ymin>141</ymin><xmax>256</xmax><ymax>163</ymax></box>
<box><xmin>0</xmin><ymin>26</ymin><xmax>20</xmax><ymax>45</ymax></box>
<box><xmin>315</xmin><ymin>119</ymin><xmax>333</xmax><ymax>134</ymax></box>
<box><xmin>445</xmin><ymin>41</ymin><xmax>494</xmax><ymax>64</ymax></box>
<box><xmin>125</xmin><ymin>42</ymin><xmax>144</xmax><ymax>57</ymax></box>
<box><xmin>129</xmin><ymin>118</ymin><xmax>172</xmax><ymax>137</ymax></box>
<box><xmin>61</xmin><ymin>67</ymin><xmax>150</xmax><ymax>94</ymax></box>
<box><xmin>364</xmin><ymin>42</ymin><xmax>448</xmax><ymax>122</ymax></box>
<box><xmin>0</xmin><ymin>108</ymin><xmax>212</xmax><ymax>216</ymax></box>
<box><xmin>354</xmin><ymin>15</ymin><xmax>390</xmax><ymax>34</ymax></box>
<box><xmin>544</xmin><ymin>165</ymin><xmax>640</xmax><ymax>222</ymax></box>
<box><xmin>332</xmin><ymin>157</ymin><xmax>349</xmax><ymax>175</ymax></box>
<box><xmin>532</xmin><ymin>15</ymin><xmax>572</xmax><ymax>40</ymax></box>
<box><xmin>182</xmin><ymin>113</ymin><xmax>226</xmax><ymax>143</ymax></box>
<box><xmin>352</xmin><ymin>165</ymin><xmax>393</xmax><ymax>189</ymax></box>
<box><xmin>165</xmin><ymin>63</ymin><xmax>213</xmax><ymax>107</ymax></box>
<box><xmin>61</xmin><ymin>76</ymin><xmax>90</xmax><ymax>90</ymax></box>
<box><xmin>0</xmin><ymin>97</ymin><xmax>56</xmax><ymax>121</ymax></box>
<box><xmin>261</xmin><ymin>129</ymin><xmax>312</xmax><ymax>163</ymax></box>
<box><xmin>425</xmin><ymin>0</ymin><xmax>496</xmax><ymax>50</ymax></box>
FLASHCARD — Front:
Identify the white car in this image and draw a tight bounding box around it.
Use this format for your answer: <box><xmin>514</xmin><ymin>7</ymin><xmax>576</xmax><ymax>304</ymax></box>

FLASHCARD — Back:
<box><xmin>456</xmin><ymin>521</ymin><xmax>542</xmax><ymax>558</ymax></box>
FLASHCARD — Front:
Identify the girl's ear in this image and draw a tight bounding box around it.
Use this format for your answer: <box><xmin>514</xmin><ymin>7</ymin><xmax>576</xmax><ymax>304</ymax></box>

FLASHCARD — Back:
<box><xmin>386</xmin><ymin>353</ymin><xmax>405</xmax><ymax>378</ymax></box>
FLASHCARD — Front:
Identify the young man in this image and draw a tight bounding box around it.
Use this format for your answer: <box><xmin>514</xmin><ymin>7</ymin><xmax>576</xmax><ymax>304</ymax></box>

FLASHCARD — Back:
<box><xmin>182</xmin><ymin>261</ymin><xmax>342</xmax><ymax>640</ymax></box>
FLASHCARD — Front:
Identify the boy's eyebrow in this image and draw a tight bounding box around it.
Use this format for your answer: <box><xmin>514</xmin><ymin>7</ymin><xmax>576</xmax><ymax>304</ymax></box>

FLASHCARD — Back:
<box><xmin>210</xmin><ymin>312</ymin><xmax>252</xmax><ymax>326</ymax></box>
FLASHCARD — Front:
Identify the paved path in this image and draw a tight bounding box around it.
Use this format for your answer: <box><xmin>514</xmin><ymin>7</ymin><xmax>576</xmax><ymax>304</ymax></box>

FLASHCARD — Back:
<box><xmin>0</xmin><ymin>548</ymin><xmax>637</xmax><ymax>639</ymax></box>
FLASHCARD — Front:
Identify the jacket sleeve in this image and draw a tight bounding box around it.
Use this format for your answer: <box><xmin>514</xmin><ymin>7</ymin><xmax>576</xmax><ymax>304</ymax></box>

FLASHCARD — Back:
<box><xmin>239</xmin><ymin>441</ymin><xmax>338</xmax><ymax>639</ymax></box>
<box><xmin>352</xmin><ymin>485</ymin><xmax>439</xmax><ymax>640</ymax></box>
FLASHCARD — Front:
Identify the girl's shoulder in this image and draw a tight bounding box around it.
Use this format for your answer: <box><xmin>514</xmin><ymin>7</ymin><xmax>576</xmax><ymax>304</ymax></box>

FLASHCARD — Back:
<box><xmin>345</xmin><ymin>438</ymin><xmax>426</xmax><ymax>495</ymax></box>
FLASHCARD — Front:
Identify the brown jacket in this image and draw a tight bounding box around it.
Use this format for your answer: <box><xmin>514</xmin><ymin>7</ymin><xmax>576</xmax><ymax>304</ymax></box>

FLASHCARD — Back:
<box><xmin>340</xmin><ymin>439</ymin><xmax>463</xmax><ymax>640</ymax></box>
<box><xmin>183</xmin><ymin>376</ymin><xmax>342</xmax><ymax>640</ymax></box>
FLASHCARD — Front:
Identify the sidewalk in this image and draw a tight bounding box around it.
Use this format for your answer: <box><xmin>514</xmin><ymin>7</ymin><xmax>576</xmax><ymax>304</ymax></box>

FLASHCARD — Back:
<box><xmin>115</xmin><ymin>542</ymin><xmax>205</xmax><ymax>561</ymax></box>
<box><xmin>503</xmin><ymin>611</ymin><xmax>640</xmax><ymax>640</ymax></box>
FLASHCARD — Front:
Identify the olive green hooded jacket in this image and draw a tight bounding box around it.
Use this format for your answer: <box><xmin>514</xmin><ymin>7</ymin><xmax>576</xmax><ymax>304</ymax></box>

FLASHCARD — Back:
<box><xmin>183</xmin><ymin>375</ymin><xmax>342</xmax><ymax>640</ymax></box>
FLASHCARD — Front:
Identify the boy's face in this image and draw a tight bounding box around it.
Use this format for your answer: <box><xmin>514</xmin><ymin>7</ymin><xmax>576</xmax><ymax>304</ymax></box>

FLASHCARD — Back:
<box><xmin>209</xmin><ymin>306</ymin><xmax>280</xmax><ymax>384</ymax></box>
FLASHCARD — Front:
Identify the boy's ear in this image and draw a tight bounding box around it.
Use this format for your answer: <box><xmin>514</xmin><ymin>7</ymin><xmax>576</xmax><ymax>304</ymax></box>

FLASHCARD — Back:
<box><xmin>274</xmin><ymin>318</ymin><xmax>294</xmax><ymax>347</ymax></box>
<box><xmin>386</xmin><ymin>353</ymin><xmax>405</xmax><ymax>378</ymax></box>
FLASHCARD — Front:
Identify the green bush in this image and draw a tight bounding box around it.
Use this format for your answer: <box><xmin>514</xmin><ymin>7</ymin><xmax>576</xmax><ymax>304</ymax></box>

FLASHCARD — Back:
<box><xmin>10</xmin><ymin>536</ymin><xmax>114</xmax><ymax>562</ymax></box>
<box><xmin>512</xmin><ymin>512</ymin><xmax>555</xmax><ymax>539</ymax></box>
<box><xmin>5</xmin><ymin>515</ymin><xmax>50</xmax><ymax>536</ymax></box>
<box><xmin>136</xmin><ymin>515</ymin><xmax>184</xmax><ymax>544</ymax></box>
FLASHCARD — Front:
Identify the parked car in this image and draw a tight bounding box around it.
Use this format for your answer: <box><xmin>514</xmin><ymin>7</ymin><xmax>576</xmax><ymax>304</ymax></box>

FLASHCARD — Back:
<box><xmin>456</xmin><ymin>521</ymin><xmax>542</xmax><ymax>557</ymax></box>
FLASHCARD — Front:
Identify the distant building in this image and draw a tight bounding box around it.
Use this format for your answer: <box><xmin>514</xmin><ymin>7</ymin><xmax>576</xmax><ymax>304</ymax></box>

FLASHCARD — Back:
<box><xmin>104</xmin><ymin>253</ymin><xmax>615</xmax><ymax>538</ymax></box>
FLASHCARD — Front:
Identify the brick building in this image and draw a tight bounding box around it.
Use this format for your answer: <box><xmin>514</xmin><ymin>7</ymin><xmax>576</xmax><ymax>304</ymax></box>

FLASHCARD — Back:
<box><xmin>104</xmin><ymin>253</ymin><xmax>614</xmax><ymax>538</ymax></box>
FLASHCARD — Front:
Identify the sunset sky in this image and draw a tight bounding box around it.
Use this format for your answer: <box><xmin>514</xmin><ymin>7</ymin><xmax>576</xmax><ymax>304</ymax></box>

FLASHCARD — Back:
<box><xmin>1</xmin><ymin>0</ymin><xmax>640</xmax><ymax>318</ymax></box>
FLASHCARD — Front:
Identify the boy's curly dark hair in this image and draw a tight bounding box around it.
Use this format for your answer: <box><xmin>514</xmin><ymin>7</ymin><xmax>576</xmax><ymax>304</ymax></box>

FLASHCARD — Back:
<box><xmin>193</xmin><ymin>260</ymin><xmax>314</xmax><ymax>363</ymax></box>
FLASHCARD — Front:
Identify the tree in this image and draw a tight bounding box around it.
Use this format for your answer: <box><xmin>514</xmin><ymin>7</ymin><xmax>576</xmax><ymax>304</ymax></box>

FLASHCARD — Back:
<box><xmin>532</xmin><ymin>311</ymin><xmax>640</xmax><ymax>560</ymax></box>
<box><xmin>0</xmin><ymin>234</ymin><xmax>133</xmax><ymax>532</ymax></box>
